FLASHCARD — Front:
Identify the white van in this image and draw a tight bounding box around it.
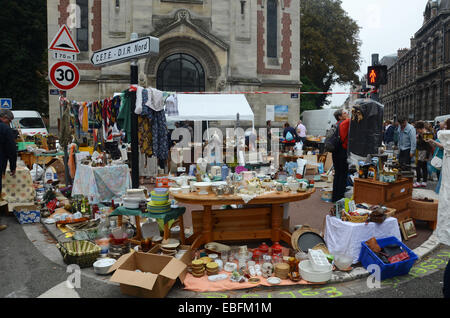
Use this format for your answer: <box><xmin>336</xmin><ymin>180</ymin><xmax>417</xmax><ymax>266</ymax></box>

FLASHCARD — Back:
<box><xmin>434</xmin><ymin>114</ymin><xmax>450</xmax><ymax>127</ymax></box>
<box><xmin>301</xmin><ymin>108</ymin><xmax>337</xmax><ymax>137</ymax></box>
<box><xmin>11</xmin><ymin>110</ymin><xmax>49</xmax><ymax>137</ymax></box>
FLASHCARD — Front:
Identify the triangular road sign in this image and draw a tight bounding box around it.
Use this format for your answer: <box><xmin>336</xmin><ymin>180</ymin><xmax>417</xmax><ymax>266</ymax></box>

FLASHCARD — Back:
<box><xmin>49</xmin><ymin>25</ymin><xmax>80</xmax><ymax>54</ymax></box>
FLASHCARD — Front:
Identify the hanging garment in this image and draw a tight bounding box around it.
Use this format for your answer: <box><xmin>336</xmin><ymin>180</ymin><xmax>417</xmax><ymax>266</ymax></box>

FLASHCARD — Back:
<box><xmin>165</xmin><ymin>94</ymin><xmax>179</xmax><ymax>117</ymax></box>
<box><xmin>138</xmin><ymin>116</ymin><xmax>153</xmax><ymax>158</ymax></box>
<box><xmin>135</xmin><ymin>86</ymin><xmax>144</xmax><ymax>115</ymax></box>
<box><xmin>141</xmin><ymin>104</ymin><xmax>169</xmax><ymax>161</ymax></box>
<box><xmin>82</xmin><ymin>102</ymin><xmax>89</xmax><ymax>132</ymax></box>
<box><xmin>117</xmin><ymin>90</ymin><xmax>133</xmax><ymax>143</ymax></box>
<box><xmin>146</xmin><ymin>87</ymin><xmax>165</xmax><ymax>112</ymax></box>
<box><xmin>103</xmin><ymin>98</ymin><xmax>113</xmax><ymax>142</ymax></box>
<box><xmin>348</xmin><ymin>100</ymin><xmax>384</xmax><ymax>157</ymax></box>
<box><xmin>60</xmin><ymin>101</ymin><xmax>73</xmax><ymax>148</ymax></box>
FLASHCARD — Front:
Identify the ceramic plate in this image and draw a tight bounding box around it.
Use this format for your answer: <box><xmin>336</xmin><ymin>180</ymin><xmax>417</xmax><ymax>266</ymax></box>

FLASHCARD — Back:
<box><xmin>267</xmin><ymin>277</ymin><xmax>281</xmax><ymax>285</ymax></box>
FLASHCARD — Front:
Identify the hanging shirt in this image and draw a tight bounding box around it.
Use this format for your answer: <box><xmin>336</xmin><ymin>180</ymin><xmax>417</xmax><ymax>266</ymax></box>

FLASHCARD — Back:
<box><xmin>117</xmin><ymin>90</ymin><xmax>133</xmax><ymax>143</ymax></box>
<box><xmin>135</xmin><ymin>86</ymin><xmax>144</xmax><ymax>115</ymax></box>
<box><xmin>146</xmin><ymin>87</ymin><xmax>165</xmax><ymax>112</ymax></box>
<box><xmin>165</xmin><ymin>94</ymin><xmax>179</xmax><ymax>117</ymax></box>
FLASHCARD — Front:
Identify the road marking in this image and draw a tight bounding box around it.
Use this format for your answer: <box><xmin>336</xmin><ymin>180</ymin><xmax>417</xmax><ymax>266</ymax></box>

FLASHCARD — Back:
<box><xmin>38</xmin><ymin>282</ymin><xmax>80</xmax><ymax>298</ymax></box>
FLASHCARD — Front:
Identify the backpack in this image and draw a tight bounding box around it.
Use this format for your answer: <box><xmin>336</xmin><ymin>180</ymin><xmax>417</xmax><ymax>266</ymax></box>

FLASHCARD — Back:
<box><xmin>286</xmin><ymin>131</ymin><xmax>294</xmax><ymax>141</ymax></box>
<box><xmin>324</xmin><ymin>122</ymin><xmax>342</xmax><ymax>153</ymax></box>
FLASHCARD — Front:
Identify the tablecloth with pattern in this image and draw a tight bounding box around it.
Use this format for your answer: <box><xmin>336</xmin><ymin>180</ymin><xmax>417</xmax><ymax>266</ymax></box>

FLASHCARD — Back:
<box><xmin>72</xmin><ymin>164</ymin><xmax>131</xmax><ymax>204</ymax></box>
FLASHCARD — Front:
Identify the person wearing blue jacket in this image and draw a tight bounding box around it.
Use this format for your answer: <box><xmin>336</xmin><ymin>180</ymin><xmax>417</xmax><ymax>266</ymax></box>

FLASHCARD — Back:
<box><xmin>0</xmin><ymin>110</ymin><xmax>17</xmax><ymax>232</ymax></box>
<box><xmin>397</xmin><ymin>118</ymin><xmax>417</xmax><ymax>166</ymax></box>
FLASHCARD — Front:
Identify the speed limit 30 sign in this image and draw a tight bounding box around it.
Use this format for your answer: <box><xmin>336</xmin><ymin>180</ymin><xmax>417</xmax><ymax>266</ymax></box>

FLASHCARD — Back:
<box><xmin>49</xmin><ymin>61</ymin><xmax>80</xmax><ymax>91</ymax></box>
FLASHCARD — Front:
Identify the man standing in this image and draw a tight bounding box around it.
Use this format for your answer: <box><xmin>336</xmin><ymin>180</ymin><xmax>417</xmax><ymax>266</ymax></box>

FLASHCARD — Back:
<box><xmin>332</xmin><ymin>109</ymin><xmax>350</xmax><ymax>203</ymax></box>
<box><xmin>383</xmin><ymin>120</ymin><xmax>395</xmax><ymax>146</ymax></box>
<box><xmin>0</xmin><ymin>110</ymin><xmax>17</xmax><ymax>231</ymax></box>
<box><xmin>296</xmin><ymin>120</ymin><xmax>307</xmax><ymax>143</ymax></box>
<box><xmin>397</xmin><ymin>118</ymin><xmax>417</xmax><ymax>167</ymax></box>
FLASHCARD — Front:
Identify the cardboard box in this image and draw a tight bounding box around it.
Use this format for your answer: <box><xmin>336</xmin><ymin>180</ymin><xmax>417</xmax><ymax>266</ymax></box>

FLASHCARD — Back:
<box><xmin>13</xmin><ymin>205</ymin><xmax>40</xmax><ymax>224</ymax></box>
<box><xmin>108</xmin><ymin>251</ymin><xmax>187</xmax><ymax>298</ymax></box>
<box><xmin>148</xmin><ymin>244</ymin><xmax>193</xmax><ymax>283</ymax></box>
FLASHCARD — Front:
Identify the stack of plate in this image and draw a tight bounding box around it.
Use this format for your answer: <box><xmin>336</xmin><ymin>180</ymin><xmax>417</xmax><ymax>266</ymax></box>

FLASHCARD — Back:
<box><xmin>160</xmin><ymin>239</ymin><xmax>180</xmax><ymax>256</ymax></box>
<box><xmin>108</xmin><ymin>244</ymin><xmax>130</xmax><ymax>260</ymax></box>
<box><xmin>206</xmin><ymin>262</ymin><xmax>219</xmax><ymax>276</ymax></box>
<box><xmin>191</xmin><ymin>259</ymin><xmax>205</xmax><ymax>278</ymax></box>
<box><xmin>274</xmin><ymin>263</ymin><xmax>290</xmax><ymax>280</ymax></box>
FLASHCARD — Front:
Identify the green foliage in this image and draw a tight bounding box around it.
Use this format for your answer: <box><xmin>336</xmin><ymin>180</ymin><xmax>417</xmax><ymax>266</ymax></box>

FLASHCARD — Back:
<box><xmin>0</xmin><ymin>0</ymin><xmax>48</xmax><ymax>116</ymax></box>
<box><xmin>300</xmin><ymin>75</ymin><xmax>322</xmax><ymax>112</ymax></box>
<box><xmin>301</xmin><ymin>0</ymin><xmax>362</xmax><ymax>108</ymax></box>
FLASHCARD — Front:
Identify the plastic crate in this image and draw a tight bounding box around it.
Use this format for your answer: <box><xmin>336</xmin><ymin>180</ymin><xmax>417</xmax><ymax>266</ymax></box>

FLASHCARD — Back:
<box><xmin>358</xmin><ymin>236</ymin><xmax>418</xmax><ymax>281</ymax></box>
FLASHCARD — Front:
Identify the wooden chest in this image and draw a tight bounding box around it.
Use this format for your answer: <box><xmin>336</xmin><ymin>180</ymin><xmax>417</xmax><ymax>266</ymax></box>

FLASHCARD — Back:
<box><xmin>354</xmin><ymin>178</ymin><xmax>412</xmax><ymax>222</ymax></box>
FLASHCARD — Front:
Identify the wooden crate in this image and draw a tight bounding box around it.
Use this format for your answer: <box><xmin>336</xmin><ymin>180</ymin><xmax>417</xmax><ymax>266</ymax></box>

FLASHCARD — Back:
<box><xmin>384</xmin><ymin>196</ymin><xmax>411</xmax><ymax>214</ymax></box>
<box><xmin>393</xmin><ymin>209</ymin><xmax>412</xmax><ymax>223</ymax></box>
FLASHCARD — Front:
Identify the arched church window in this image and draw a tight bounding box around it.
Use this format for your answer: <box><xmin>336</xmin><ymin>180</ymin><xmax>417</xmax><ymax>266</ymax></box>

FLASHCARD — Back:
<box><xmin>76</xmin><ymin>0</ymin><xmax>89</xmax><ymax>52</ymax></box>
<box><xmin>157</xmin><ymin>53</ymin><xmax>205</xmax><ymax>92</ymax></box>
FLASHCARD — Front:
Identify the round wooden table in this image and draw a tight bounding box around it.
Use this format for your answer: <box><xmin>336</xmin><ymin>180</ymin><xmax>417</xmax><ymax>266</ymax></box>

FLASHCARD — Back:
<box><xmin>173</xmin><ymin>189</ymin><xmax>315</xmax><ymax>249</ymax></box>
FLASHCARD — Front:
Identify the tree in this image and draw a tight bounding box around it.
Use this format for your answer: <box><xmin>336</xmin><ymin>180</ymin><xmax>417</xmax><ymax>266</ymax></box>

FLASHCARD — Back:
<box><xmin>0</xmin><ymin>0</ymin><xmax>48</xmax><ymax>116</ymax></box>
<box><xmin>300</xmin><ymin>75</ymin><xmax>322</xmax><ymax>113</ymax></box>
<box><xmin>301</xmin><ymin>0</ymin><xmax>362</xmax><ymax>108</ymax></box>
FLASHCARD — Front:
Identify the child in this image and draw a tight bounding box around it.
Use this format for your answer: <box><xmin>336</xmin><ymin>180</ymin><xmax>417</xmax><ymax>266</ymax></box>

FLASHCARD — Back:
<box><xmin>414</xmin><ymin>121</ymin><xmax>432</xmax><ymax>188</ymax></box>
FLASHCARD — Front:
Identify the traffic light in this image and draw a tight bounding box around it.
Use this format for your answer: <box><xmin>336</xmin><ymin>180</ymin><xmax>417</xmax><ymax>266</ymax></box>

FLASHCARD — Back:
<box><xmin>367</xmin><ymin>65</ymin><xmax>388</xmax><ymax>86</ymax></box>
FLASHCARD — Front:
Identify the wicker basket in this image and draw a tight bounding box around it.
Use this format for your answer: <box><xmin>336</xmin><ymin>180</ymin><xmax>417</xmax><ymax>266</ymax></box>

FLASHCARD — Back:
<box><xmin>57</xmin><ymin>240</ymin><xmax>101</xmax><ymax>268</ymax></box>
<box><xmin>343</xmin><ymin>211</ymin><xmax>369</xmax><ymax>223</ymax></box>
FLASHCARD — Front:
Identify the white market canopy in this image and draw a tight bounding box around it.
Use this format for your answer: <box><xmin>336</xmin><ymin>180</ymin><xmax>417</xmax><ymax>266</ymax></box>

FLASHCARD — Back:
<box><xmin>166</xmin><ymin>94</ymin><xmax>255</xmax><ymax>124</ymax></box>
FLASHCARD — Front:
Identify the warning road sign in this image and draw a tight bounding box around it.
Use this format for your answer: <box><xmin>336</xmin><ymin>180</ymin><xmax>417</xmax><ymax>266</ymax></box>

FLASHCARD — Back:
<box><xmin>49</xmin><ymin>61</ymin><xmax>80</xmax><ymax>91</ymax></box>
<box><xmin>49</xmin><ymin>25</ymin><xmax>80</xmax><ymax>54</ymax></box>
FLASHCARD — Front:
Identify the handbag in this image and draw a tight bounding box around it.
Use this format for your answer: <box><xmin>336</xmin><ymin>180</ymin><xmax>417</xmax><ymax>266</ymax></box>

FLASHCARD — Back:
<box><xmin>286</xmin><ymin>131</ymin><xmax>294</xmax><ymax>141</ymax></box>
<box><xmin>431</xmin><ymin>156</ymin><xmax>443</xmax><ymax>170</ymax></box>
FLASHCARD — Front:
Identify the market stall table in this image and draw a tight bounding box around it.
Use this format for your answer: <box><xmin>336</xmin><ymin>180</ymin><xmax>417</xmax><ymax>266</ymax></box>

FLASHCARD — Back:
<box><xmin>173</xmin><ymin>189</ymin><xmax>315</xmax><ymax>249</ymax></box>
<box><xmin>72</xmin><ymin>164</ymin><xmax>131</xmax><ymax>204</ymax></box>
<box><xmin>110</xmin><ymin>206</ymin><xmax>187</xmax><ymax>245</ymax></box>
<box><xmin>324</xmin><ymin>215</ymin><xmax>402</xmax><ymax>264</ymax></box>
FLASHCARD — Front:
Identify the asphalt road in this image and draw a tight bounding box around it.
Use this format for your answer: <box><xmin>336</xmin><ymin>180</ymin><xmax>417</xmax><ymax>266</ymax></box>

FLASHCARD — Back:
<box><xmin>0</xmin><ymin>213</ymin><xmax>448</xmax><ymax>300</ymax></box>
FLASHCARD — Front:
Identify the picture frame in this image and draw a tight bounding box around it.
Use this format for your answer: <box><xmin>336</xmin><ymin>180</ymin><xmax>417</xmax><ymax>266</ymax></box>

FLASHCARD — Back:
<box><xmin>400</xmin><ymin>218</ymin><xmax>417</xmax><ymax>241</ymax></box>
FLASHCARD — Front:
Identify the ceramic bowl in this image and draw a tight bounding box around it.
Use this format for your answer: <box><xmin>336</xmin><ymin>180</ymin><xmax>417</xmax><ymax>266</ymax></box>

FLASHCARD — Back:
<box><xmin>170</xmin><ymin>188</ymin><xmax>181</xmax><ymax>194</ymax></box>
<box><xmin>299</xmin><ymin>260</ymin><xmax>332</xmax><ymax>283</ymax></box>
<box><xmin>93</xmin><ymin>258</ymin><xmax>116</xmax><ymax>275</ymax></box>
<box><xmin>334</xmin><ymin>254</ymin><xmax>353</xmax><ymax>270</ymax></box>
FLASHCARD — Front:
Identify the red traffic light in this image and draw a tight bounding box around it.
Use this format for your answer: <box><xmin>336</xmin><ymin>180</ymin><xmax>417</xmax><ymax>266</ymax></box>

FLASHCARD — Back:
<box><xmin>367</xmin><ymin>65</ymin><xmax>388</xmax><ymax>86</ymax></box>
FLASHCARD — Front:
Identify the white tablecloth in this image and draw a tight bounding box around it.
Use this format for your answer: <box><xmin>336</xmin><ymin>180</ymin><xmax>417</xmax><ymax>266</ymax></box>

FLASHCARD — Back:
<box><xmin>72</xmin><ymin>164</ymin><xmax>131</xmax><ymax>204</ymax></box>
<box><xmin>324</xmin><ymin>215</ymin><xmax>402</xmax><ymax>264</ymax></box>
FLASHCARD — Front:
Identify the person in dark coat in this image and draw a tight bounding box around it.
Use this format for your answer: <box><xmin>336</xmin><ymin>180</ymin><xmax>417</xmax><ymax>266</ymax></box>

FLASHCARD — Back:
<box><xmin>0</xmin><ymin>110</ymin><xmax>17</xmax><ymax>231</ymax></box>
<box><xmin>383</xmin><ymin>120</ymin><xmax>395</xmax><ymax>145</ymax></box>
<box><xmin>331</xmin><ymin>109</ymin><xmax>350</xmax><ymax>203</ymax></box>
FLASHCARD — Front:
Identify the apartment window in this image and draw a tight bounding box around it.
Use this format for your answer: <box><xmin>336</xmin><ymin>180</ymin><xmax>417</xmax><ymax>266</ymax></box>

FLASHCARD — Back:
<box><xmin>76</xmin><ymin>0</ymin><xmax>89</xmax><ymax>52</ymax></box>
<box><xmin>267</xmin><ymin>0</ymin><xmax>278</xmax><ymax>58</ymax></box>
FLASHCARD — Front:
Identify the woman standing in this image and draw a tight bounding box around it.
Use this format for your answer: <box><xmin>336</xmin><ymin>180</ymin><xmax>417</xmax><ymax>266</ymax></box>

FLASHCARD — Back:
<box><xmin>427</xmin><ymin>119</ymin><xmax>449</xmax><ymax>194</ymax></box>
<box><xmin>414</xmin><ymin>121</ymin><xmax>432</xmax><ymax>188</ymax></box>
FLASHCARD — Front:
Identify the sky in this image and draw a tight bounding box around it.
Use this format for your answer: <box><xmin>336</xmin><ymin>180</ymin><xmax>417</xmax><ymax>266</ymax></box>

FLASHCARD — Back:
<box><xmin>329</xmin><ymin>0</ymin><xmax>428</xmax><ymax>107</ymax></box>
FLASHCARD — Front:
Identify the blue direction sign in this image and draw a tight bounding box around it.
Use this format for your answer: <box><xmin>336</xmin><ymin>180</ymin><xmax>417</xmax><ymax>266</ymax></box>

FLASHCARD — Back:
<box><xmin>0</xmin><ymin>98</ymin><xmax>12</xmax><ymax>109</ymax></box>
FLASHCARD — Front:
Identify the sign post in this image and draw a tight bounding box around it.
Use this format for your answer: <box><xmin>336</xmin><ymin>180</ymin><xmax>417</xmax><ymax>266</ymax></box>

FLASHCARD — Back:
<box><xmin>90</xmin><ymin>34</ymin><xmax>159</xmax><ymax>189</ymax></box>
<box><xmin>49</xmin><ymin>25</ymin><xmax>81</xmax><ymax>186</ymax></box>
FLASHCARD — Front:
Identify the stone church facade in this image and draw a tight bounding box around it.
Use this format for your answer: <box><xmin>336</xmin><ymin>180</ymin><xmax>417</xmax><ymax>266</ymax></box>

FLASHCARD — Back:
<box><xmin>47</xmin><ymin>0</ymin><xmax>301</xmax><ymax>131</ymax></box>
<box><xmin>380</xmin><ymin>0</ymin><xmax>450</xmax><ymax>121</ymax></box>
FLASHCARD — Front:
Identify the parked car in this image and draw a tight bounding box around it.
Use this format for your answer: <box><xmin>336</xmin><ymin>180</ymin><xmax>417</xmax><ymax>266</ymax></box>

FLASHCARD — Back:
<box><xmin>11</xmin><ymin>110</ymin><xmax>49</xmax><ymax>137</ymax></box>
